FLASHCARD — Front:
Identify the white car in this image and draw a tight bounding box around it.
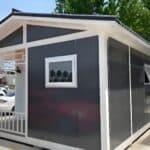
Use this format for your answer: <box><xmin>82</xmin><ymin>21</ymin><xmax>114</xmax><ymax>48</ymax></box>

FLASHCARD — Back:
<box><xmin>0</xmin><ymin>91</ymin><xmax>6</xmax><ymax>96</ymax></box>
<box><xmin>0</xmin><ymin>93</ymin><xmax>15</xmax><ymax>112</ymax></box>
<box><xmin>0</xmin><ymin>87</ymin><xmax>7</xmax><ymax>96</ymax></box>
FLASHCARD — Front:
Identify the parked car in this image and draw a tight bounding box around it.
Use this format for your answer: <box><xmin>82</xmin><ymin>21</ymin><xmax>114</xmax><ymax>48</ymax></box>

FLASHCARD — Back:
<box><xmin>0</xmin><ymin>87</ymin><xmax>8</xmax><ymax>96</ymax></box>
<box><xmin>0</xmin><ymin>92</ymin><xmax>15</xmax><ymax>112</ymax></box>
<box><xmin>0</xmin><ymin>91</ymin><xmax>6</xmax><ymax>96</ymax></box>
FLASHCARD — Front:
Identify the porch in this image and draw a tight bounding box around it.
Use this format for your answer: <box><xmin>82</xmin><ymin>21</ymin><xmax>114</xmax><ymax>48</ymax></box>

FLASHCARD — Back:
<box><xmin>0</xmin><ymin>112</ymin><xmax>25</xmax><ymax>136</ymax></box>
<box><xmin>0</xmin><ymin>49</ymin><xmax>26</xmax><ymax>136</ymax></box>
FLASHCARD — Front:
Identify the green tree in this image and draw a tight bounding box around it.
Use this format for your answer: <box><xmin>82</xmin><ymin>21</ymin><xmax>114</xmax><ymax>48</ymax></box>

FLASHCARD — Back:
<box><xmin>55</xmin><ymin>0</ymin><xmax>150</xmax><ymax>41</ymax></box>
<box><xmin>142</xmin><ymin>0</ymin><xmax>150</xmax><ymax>10</ymax></box>
<box><xmin>55</xmin><ymin>0</ymin><xmax>65</xmax><ymax>13</ymax></box>
<box><xmin>119</xmin><ymin>0</ymin><xmax>150</xmax><ymax>41</ymax></box>
<box><xmin>104</xmin><ymin>0</ymin><xmax>119</xmax><ymax>15</ymax></box>
<box><xmin>55</xmin><ymin>0</ymin><xmax>106</xmax><ymax>14</ymax></box>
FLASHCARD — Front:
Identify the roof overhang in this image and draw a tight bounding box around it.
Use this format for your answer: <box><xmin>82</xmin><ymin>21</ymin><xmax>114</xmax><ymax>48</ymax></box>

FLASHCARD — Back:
<box><xmin>0</xmin><ymin>11</ymin><xmax>149</xmax><ymax>50</ymax></box>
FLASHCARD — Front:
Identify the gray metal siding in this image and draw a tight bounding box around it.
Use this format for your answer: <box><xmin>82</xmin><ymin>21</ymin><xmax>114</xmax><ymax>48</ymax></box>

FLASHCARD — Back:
<box><xmin>131</xmin><ymin>48</ymin><xmax>149</xmax><ymax>132</ymax></box>
<box><xmin>108</xmin><ymin>38</ymin><xmax>131</xmax><ymax>150</ymax></box>
<box><xmin>0</xmin><ymin>27</ymin><xmax>23</xmax><ymax>47</ymax></box>
<box><xmin>28</xmin><ymin>36</ymin><xmax>100</xmax><ymax>150</ymax></box>
<box><xmin>27</xmin><ymin>25</ymin><xmax>82</xmax><ymax>42</ymax></box>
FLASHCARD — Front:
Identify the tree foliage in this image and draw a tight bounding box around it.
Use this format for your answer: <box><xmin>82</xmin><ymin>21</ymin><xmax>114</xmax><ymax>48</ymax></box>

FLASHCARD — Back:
<box><xmin>55</xmin><ymin>0</ymin><xmax>150</xmax><ymax>41</ymax></box>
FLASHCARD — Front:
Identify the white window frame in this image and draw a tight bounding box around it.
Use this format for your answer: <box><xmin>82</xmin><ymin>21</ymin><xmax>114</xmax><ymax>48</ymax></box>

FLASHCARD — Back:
<box><xmin>144</xmin><ymin>64</ymin><xmax>150</xmax><ymax>85</ymax></box>
<box><xmin>45</xmin><ymin>54</ymin><xmax>77</xmax><ymax>88</ymax></box>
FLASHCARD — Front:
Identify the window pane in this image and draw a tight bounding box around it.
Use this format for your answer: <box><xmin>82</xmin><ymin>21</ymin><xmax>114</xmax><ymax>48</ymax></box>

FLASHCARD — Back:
<box><xmin>49</xmin><ymin>61</ymin><xmax>72</xmax><ymax>82</ymax></box>
<box><xmin>145</xmin><ymin>65</ymin><xmax>150</xmax><ymax>82</ymax></box>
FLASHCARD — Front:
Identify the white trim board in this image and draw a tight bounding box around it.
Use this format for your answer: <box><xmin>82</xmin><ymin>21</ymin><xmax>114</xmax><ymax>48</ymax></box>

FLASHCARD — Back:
<box><xmin>0</xmin><ymin>31</ymin><xmax>97</xmax><ymax>52</ymax></box>
<box><xmin>25</xmin><ymin>20</ymin><xmax>87</xmax><ymax>30</ymax></box>
<box><xmin>129</xmin><ymin>47</ymin><xmax>133</xmax><ymax>135</ymax></box>
<box><xmin>99</xmin><ymin>34</ymin><xmax>110</xmax><ymax>150</ymax></box>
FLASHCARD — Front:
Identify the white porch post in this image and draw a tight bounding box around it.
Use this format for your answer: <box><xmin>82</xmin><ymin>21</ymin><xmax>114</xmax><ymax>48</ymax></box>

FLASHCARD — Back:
<box><xmin>98</xmin><ymin>34</ymin><xmax>110</xmax><ymax>150</ymax></box>
<box><xmin>23</xmin><ymin>23</ymin><xmax>28</xmax><ymax>137</ymax></box>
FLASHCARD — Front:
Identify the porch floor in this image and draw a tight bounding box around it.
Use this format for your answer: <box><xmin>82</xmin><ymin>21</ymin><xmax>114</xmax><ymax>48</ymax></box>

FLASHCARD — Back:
<box><xmin>0</xmin><ymin>138</ymin><xmax>41</xmax><ymax>150</ymax></box>
<box><xmin>127</xmin><ymin>129</ymin><xmax>150</xmax><ymax>150</ymax></box>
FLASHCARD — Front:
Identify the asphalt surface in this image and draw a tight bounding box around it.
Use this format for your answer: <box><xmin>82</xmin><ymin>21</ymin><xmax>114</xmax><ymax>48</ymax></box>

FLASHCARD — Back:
<box><xmin>0</xmin><ymin>139</ymin><xmax>41</xmax><ymax>150</ymax></box>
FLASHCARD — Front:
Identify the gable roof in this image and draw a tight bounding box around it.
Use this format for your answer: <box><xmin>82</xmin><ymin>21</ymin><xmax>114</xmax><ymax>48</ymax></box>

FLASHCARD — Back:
<box><xmin>0</xmin><ymin>9</ymin><xmax>118</xmax><ymax>25</ymax></box>
<box><xmin>0</xmin><ymin>9</ymin><xmax>149</xmax><ymax>47</ymax></box>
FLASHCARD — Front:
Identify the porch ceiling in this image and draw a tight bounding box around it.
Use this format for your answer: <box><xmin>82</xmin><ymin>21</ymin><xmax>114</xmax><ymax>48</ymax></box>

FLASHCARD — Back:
<box><xmin>0</xmin><ymin>19</ymin><xmax>22</xmax><ymax>41</ymax></box>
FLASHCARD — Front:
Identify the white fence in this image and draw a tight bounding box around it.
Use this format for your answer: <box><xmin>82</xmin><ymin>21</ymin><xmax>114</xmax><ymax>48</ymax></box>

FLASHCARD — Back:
<box><xmin>0</xmin><ymin>112</ymin><xmax>25</xmax><ymax>135</ymax></box>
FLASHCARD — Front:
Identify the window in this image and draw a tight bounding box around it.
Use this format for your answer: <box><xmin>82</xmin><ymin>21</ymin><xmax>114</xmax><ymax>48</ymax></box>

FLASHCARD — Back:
<box><xmin>144</xmin><ymin>64</ymin><xmax>150</xmax><ymax>85</ymax></box>
<box><xmin>45</xmin><ymin>54</ymin><xmax>77</xmax><ymax>88</ymax></box>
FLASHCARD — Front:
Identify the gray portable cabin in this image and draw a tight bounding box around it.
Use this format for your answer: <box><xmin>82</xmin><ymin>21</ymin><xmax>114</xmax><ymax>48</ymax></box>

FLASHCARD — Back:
<box><xmin>0</xmin><ymin>10</ymin><xmax>150</xmax><ymax>150</ymax></box>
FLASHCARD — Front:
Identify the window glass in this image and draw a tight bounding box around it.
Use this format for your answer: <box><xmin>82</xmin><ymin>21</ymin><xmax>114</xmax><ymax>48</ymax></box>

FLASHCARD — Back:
<box><xmin>144</xmin><ymin>64</ymin><xmax>150</xmax><ymax>84</ymax></box>
<box><xmin>49</xmin><ymin>61</ymin><xmax>72</xmax><ymax>82</ymax></box>
<box><xmin>45</xmin><ymin>54</ymin><xmax>77</xmax><ymax>88</ymax></box>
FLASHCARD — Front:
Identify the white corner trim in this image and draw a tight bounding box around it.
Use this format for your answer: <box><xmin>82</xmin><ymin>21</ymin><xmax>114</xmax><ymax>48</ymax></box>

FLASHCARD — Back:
<box><xmin>129</xmin><ymin>47</ymin><xmax>133</xmax><ymax>135</ymax></box>
<box><xmin>23</xmin><ymin>23</ymin><xmax>27</xmax><ymax>44</ymax></box>
<box><xmin>99</xmin><ymin>34</ymin><xmax>110</xmax><ymax>150</ymax></box>
<box><xmin>25</xmin><ymin>47</ymin><xmax>28</xmax><ymax>137</ymax></box>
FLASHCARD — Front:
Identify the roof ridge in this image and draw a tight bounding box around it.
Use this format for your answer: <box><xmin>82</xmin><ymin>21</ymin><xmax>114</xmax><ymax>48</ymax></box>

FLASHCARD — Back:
<box><xmin>11</xmin><ymin>8</ymin><xmax>22</xmax><ymax>13</ymax></box>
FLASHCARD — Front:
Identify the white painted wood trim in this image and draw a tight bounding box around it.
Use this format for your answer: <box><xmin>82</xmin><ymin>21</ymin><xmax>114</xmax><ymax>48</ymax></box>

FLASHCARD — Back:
<box><xmin>23</xmin><ymin>22</ymin><xmax>28</xmax><ymax>137</ymax></box>
<box><xmin>25</xmin><ymin>46</ymin><xmax>28</xmax><ymax>137</ymax></box>
<box><xmin>115</xmin><ymin>22</ymin><xmax>149</xmax><ymax>49</ymax></box>
<box><xmin>23</xmin><ymin>23</ymin><xmax>27</xmax><ymax>44</ymax></box>
<box><xmin>0</xmin><ymin>31</ymin><xmax>96</xmax><ymax>52</ymax></box>
<box><xmin>9</xmin><ymin>15</ymin><xmax>115</xmax><ymax>27</ymax></box>
<box><xmin>109</xmin><ymin>22</ymin><xmax>150</xmax><ymax>53</ymax></box>
<box><xmin>115</xmin><ymin>122</ymin><xmax>150</xmax><ymax>150</ymax></box>
<box><xmin>129</xmin><ymin>47</ymin><xmax>133</xmax><ymax>135</ymax></box>
<box><xmin>27</xmin><ymin>31</ymin><xmax>96</xmax><ymax>48</ymax></box>
<box><xmin>0</xmin><ymin>44</ymin><xmax>26</xmax><ymax>53</ymax></box>
<box><xmin>99</xmin><ymin>34</ymin><xmax>110</xmax><ymax>150</ymax></box>
<box><xmin>26</xmin><ymin>20</ymin><xmax>87</xmax><ymax>30</ymax></box>
<box><xmin>0</xmin><ymin>132</ymin><xmax>83</xmax><ymax>150</ymax></box>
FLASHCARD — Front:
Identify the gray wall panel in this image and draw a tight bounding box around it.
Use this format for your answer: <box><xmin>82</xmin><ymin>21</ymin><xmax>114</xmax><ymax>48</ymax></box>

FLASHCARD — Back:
<box><xmin>27</xmin><ymin>25</ymin><xmax>82</xmax><ymax>42</ymax></box>
<box><xmin>145</xmin><ymin>84</ymin><xmax>150</xmax><ymax>121</ymax></box>
<box><xmin>108</xmin><ymin>38</ymin><xmax>131</xmax><ymax>150</ymax></box>
<box><xmin>144</xmin><ymin>56</ymin><xmax>150</xmax><ymax>122</ymax></box>
<box><xmin>28</xmin><ymin>36</ymin><xmax>100</xmax><ymax>150</ymax></box>
<box><xmin>131</xmin><ymin>49</ymin><xmax>147</xmax><ymax>132</ymax></box>
<box><xmin>0</xmin><ymin>27</ymin><xmax>23</xmax><ymax>47</ymax></box>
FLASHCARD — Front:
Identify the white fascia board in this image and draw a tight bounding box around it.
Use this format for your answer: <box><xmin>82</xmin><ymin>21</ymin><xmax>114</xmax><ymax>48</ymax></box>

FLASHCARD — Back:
<box><xmin>12</xmin><ymin>15</ymin><xmax>112</xmax><ymax>25</ymax></box>
<box><xmin>0</xmin><ymin>17</ymin><xmax>23</xmax><ymax>40</ymax></box>
<box><xmin>112</xmin><ymin>22</ymin><xmax>150</xmax><ymax>52</ymax></box>
<box><xmin>4</xmin><ymin>15</ymin><xmax>116</xmax><ymax>31</ymax></box>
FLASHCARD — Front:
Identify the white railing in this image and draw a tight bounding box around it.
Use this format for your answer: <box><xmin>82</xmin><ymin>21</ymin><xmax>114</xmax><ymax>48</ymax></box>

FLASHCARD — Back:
<box><xmin>0</xmin><ymin>112</ymin><xmax>25</xmax><ymax>135</ymax></box>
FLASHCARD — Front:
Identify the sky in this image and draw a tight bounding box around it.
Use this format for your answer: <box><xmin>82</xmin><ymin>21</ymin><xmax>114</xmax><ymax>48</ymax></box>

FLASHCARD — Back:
<box><xmin>0</xmin><ymin>0</ymin><xmax>56</xmax><ymax>20</ymax></box>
